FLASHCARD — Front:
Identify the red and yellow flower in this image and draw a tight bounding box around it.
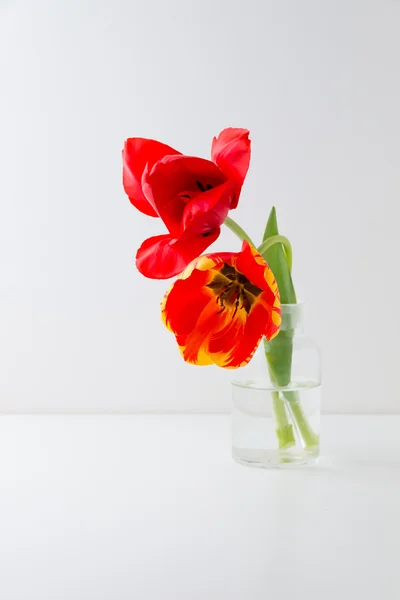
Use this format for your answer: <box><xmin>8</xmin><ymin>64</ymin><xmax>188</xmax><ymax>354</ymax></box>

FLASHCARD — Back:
<box><xmin>122</xmin><ymin>128</ymin><xmax>251</xmax><ymax>279</ymax></box>
<box><xmin>161</xmin><ymin>241</ymin><xmax>281</xmax><ymax>368</ymax></box>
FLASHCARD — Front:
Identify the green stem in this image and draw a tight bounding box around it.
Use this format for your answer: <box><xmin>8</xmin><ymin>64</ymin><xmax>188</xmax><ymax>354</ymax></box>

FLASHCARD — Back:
<box><xmin>283</xmin><ymin>391</ymin><xmax>319</xmax><ymax>449</ymax></box>
<box><xmin>225</xmin><ymin>210</ymin><xmax>318</xmax><ymax>451</ymax></box>
<box><xmin>271</xmin><ymin>391</ymin><xmax>296</xmax><ymax>449</ymax></box>
<box><xmin>223</xmin><ymin>216</ymin><xmax>256</xmax><ymax>247</ymax></box>
<box><xmin>258</xmin><ymin>235</ymin><xmax>293</xmax><ymax>272</ymax></box>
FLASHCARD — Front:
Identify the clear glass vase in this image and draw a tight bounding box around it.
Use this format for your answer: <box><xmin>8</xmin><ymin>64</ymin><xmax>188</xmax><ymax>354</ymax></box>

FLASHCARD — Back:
<box><xmin>231</xmin><ymin>303</ymin><xmax>321</xmax><ymax>468</ymax></box>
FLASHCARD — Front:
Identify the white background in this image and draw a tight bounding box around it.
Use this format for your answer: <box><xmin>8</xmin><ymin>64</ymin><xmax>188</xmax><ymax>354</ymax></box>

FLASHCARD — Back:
<box><xmin>0</xmin><ymin>0</ymin><xmax>399</xmax><ymax>413</ymax></box>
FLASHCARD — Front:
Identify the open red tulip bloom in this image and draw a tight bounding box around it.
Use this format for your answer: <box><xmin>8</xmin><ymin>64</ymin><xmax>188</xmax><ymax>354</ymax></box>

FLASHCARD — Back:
<box><xmin>123</xmin><ymin>128</ymin><xmax>251</xmax><ymax>279</ymax></box>
<box><xmin>161</xmin><ymin>241</ymin><xmax>281</xmax><ymax>368</ymax></box>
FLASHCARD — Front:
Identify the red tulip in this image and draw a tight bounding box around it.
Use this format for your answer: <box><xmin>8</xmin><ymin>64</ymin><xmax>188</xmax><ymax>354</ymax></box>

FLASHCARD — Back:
<box><xmin>122</xmin><ymin>128</ymin><xmax>251</xmax><ymax>279</ymax></box>
<box><xmin>161</xmin><ymin>241</ymin><xmax>281</xmax><ymax>368</ymax></box>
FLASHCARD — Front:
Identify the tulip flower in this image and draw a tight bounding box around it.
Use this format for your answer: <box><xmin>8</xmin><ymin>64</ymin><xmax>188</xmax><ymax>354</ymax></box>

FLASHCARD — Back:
<box><xmin>122</xmin><ymin>128</ymin><xmax>251</xmax><ymax>279</ymax></box>
<box><xmin>161</xmin><ymin>241</ymin><xmax>281</xmax><ymax>368</ymax></box>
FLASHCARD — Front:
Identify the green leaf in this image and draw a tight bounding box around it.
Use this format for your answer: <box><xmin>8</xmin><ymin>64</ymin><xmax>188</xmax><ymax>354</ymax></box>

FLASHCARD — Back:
<box><xmin>262</xmin><ymin>207</ymin><xmax>296</xmax><ymax>304</ymax></box>
<box><xmin>262</xmin><ymin>207</ymin><xmax>296</xmax><ymax>387</ymax></box>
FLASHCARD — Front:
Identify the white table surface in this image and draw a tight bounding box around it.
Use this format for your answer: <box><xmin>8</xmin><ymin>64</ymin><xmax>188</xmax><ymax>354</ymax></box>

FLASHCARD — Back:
<box><xmin>0</xmin><ymin>415</ymin><xmax>399</xmax><ymax>600</ymax></box>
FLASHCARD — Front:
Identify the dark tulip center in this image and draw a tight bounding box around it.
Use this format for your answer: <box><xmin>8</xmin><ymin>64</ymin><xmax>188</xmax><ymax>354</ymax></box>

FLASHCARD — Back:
<box><xmin>206</xmin><ymin>263</ymin><xmax>263</xmax><ymax>318</ymax></box>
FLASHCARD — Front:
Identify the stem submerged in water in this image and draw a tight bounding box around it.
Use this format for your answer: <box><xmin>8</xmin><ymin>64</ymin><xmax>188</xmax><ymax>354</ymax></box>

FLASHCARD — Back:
<box><xmin>271</xmin><ymin>391</ymin><xmax>296</xmax><ymax>449</ymax></box>
<box><xmin>266</xmin><ymin>336</ymin><xmax>319</xmax><ymax>450</ymax></box>
<box><xmin>283</xmin><ymin>391</ymin><xmax>319</xmax><ymax>449</ymax></box>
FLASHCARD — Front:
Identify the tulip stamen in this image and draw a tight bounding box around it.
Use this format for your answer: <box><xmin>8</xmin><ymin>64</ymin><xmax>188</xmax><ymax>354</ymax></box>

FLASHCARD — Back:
<box><xmin>196</xmin><ymin>181</ymin><xmax>214</xmax><ymax>193</ymax></box>
<box><xmin>232</xmin><ymin>298</ymin><xmax>240</xmax><ymax>319</ymax></box>
<box><xmin>196</xmin><ymin>180</ymin><xmax>206</xmax><ymax>192</ymax></box>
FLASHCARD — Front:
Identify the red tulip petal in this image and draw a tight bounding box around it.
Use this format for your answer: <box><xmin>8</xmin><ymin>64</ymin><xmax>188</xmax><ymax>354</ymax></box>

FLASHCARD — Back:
<box><xmin>214</xmin><ymin>302</ymin><xmax>269</xmax><ymax>368</ymax></box>
<box><xmin>181</xmin><ymin>181</ymin><xmax>234</xmax><ymax>235</ymax></box>
<box><xmin>178</xmin><ymin>251</ymin><xmax>236</xmax><ymax>280</ymax></box>
<box><xmin>179</xmin><ymin>308</ymin><xmax>234</xmax><ymax>366</ymax></box>
<box><xmin>235</xmin><ymin>241</ymin><xmax>281</xmax><ymax>340</ymax></box>
<box><xmin>123</xmin><ymin>138</ymin><xmax>180</xmax><ymax>217</ymax></box>
<box><xmin>136</xmin><ymin>230</ymin><xmax>220</xmax><ymax>279</ymax></box>
<box><xmin>176</xmin><ymin>278</ymin><xmax>271</xmax><ymax>368</ymax></box>
<box><xmin>211</xmin><ymin>128</ymin><xmax>251</xmax><ymax>208</ymax></box>
<box><xmin>161</xmin><ymin>269</ymin><xmax>212</xmax><ymax>335</ymax></box>
<box><xmin>176</xmin><ymin>297</ymin><xmax>263</xmax><ymax>368</ymax></box>
<box><xmin>235</xmin><ymin>241</ymin><xmax>278</xmax><ymax>304</ymax></box>
<box><xmin>142</xmin><ymin>155</ymin><xmax>228</xmax><ymax>235</ymax></box>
